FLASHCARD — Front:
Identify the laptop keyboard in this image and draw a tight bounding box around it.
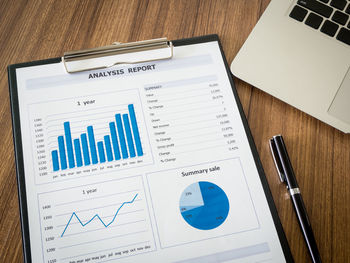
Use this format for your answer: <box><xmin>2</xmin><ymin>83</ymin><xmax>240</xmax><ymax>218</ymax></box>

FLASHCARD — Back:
<box><xmin>289</xmin><ymin>0</ymin><xmax>350</xmax><ymax>46</ymax></box>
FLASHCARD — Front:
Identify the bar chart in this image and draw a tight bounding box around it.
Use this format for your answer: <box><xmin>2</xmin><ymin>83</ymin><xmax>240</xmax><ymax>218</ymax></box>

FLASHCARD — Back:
<box><xmin>29</xmin><ymin>89</ymin><xmax>153</xmax><ymax>184</ymax></box>
<box><xmin>51</xmin><ymin>104</ymin><xmax>144</xmax><ymax>172</ymax></box>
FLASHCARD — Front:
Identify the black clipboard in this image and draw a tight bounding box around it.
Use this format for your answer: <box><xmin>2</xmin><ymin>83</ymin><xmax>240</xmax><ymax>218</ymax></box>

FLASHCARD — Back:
<box><xmin>8</xmin><ymin>34</ymin><xmax>293</xmax><ymax>262</ymax></box>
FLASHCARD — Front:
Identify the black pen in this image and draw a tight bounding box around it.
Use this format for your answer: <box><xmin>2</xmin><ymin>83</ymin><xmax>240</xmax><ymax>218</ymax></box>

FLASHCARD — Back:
<box><xmin>269</xmin><ymin>135</ymin><xmax>322</xmax><ymax>263</ymax></box>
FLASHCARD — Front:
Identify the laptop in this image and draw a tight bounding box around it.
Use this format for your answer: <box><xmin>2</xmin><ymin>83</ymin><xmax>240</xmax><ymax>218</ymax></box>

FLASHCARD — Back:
<box><xmin>231</xmin><ymin>0</ymin><xmax>350</xmax><ymax>133</ymax></box>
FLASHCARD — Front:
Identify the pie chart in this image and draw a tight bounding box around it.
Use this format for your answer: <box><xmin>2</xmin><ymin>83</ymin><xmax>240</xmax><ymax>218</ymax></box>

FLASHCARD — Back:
<box><xmin>179</xmin><ymin>181</ymin><xmax>229</xmax><ymax>230</ymax></box>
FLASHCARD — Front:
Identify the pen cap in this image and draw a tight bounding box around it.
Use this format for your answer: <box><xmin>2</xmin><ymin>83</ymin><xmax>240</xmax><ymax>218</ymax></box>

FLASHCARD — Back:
<box><xmin>269</xmin><ymin>137</ymin><xmax>286</xmax><ymax>183</ymax></box>
<box><xmin>273</xmin><ymin>135</ymin><xmax>299</xmax><ymax>188</ymax></box>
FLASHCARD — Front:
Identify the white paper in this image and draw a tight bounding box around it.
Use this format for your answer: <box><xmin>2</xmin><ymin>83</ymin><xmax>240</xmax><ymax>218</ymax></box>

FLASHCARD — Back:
<box><xmin>15</xmin><ymin>41</ymin><xmax>286</xmax><ymax>263</ymax></box>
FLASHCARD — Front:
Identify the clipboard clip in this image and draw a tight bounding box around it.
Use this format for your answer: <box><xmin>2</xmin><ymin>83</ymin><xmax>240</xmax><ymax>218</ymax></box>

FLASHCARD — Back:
<box><xmin>62</xmin><ymin>38</ymin><xmax>173</xmax><ymax>73</ymax></box>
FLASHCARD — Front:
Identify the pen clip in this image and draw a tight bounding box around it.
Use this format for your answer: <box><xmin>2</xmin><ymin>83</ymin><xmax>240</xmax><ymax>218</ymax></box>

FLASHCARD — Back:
<box><xmin>269</xmin><ymin>137</ymin><xmax>286</xmax><ymax>183</ymax></box>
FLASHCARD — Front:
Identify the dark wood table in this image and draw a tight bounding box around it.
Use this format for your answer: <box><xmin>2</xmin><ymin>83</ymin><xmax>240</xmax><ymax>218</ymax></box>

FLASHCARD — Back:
<box><xmin>0</xmin><ymin>0</ymin><xmax>349</xmax><ymax>262</ymax></box>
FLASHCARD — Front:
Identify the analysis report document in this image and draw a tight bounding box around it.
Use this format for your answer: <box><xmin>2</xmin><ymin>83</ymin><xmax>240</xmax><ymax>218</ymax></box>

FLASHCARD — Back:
<box><xmin>9</xmin><ymin>36</ymin><xmax>292</xmax><ymax>263</ymax></box>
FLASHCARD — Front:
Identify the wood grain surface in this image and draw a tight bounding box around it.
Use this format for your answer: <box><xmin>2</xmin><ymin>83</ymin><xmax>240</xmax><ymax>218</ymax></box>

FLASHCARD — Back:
<box><xmin>0</xmin><ymin>0</ymin><xmax>349</xmax><ymax>262</ymax></box>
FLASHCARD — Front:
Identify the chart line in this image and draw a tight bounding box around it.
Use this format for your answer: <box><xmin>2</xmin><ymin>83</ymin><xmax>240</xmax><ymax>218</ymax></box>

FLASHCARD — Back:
<box><xmin>60</xmin><ymin>193</ymin><xmax>138</xmax><ymax>237</ymax></box>
<box><xmin>56</xmin><ymin>209</ymin><xmax>144</xmax><ymax>227</ymax></box>
<box><xmin>59</xmin><ymin>220</ymin><xmax>147</xmax><ymax>238</ymax></box>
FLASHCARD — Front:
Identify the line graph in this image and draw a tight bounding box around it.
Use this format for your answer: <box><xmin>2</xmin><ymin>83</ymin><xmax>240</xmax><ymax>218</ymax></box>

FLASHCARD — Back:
<box><xmin>38</xmin><ymin>176</ymin><xmax>155</xmax><ymax>263</ymax></box>
<box><xmin>60</xmin><ymin>193</ymin><xmax>138</xmax><ymax>237</ymax></box>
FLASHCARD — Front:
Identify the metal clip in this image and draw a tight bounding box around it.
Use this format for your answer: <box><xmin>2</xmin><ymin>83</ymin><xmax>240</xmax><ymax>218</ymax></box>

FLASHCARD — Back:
<box><xmin>62</xmin><ymin>38</ymin><xmax>173</xmax><ymax>73</ymax></box>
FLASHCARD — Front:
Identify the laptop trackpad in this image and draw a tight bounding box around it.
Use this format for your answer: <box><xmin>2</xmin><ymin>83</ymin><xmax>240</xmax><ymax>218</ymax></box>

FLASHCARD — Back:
<box><xmin>328</xmin><ymin>66</ymin><xmax>350</xmax><ymax>125</ymax></box>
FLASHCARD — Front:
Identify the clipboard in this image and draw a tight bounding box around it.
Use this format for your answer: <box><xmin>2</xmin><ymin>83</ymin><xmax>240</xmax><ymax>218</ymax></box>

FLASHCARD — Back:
<box><xmin>8</xmin><ymin>35</ymin><xmax>293</xmax><ymax>263</ymax></box>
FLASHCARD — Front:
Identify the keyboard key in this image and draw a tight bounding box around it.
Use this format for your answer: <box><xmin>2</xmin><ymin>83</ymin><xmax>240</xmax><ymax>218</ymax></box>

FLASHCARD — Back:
<box><xmin>297</xmin><ymin>0</ymin><xmax>333</xmax><ymax>18</ymax></box>
<box><xmin>332</xmin><ymin>10</ymin><xmax>349</xmax><ymax>24</ymax></box>
<box><xmin>290</xmin><ymin>5</ymin><xmax>308</xmax><ymax>21</ymax></box>
<box><xmin>330</xmin><ymin>0</ymin><xmax>347</xmax><ymax>10</ymax></box>
<box><xmin>319</xmin><ymin>0</ymin><xmax>329</xmax><ymax>3</ymax></box>
<box><xmin>305</xmin><ymin>12</ymin><xmax>324</xmax><ymax>28</ymax></box>
<box><xmin>321</xmin><ymin>20</ymin><xmax>339</xmax><ymax>36</ymax></box>
<box><xmin>336</xmin><ymin>27</ymin><xmax>350</xmax><ymax>44</ymax></box>
<box><xmin>346</xmin><ymin>3</ymin><xmax>350</xmax><ymax>14</ymax></box>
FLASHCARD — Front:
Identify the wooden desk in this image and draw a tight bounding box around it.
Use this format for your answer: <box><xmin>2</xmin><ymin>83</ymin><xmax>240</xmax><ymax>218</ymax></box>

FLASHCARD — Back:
<box><xmin>0</xmin><ymin>0</ymin><xmax>349</xmax><ymax>262</ymax></box>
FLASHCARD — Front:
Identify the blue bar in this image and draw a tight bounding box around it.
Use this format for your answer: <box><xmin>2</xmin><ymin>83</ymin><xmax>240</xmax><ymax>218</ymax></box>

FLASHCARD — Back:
<box><xmin>122</xmin><ymin>114</ymin><xmax>136</xmax><ymax>157</ymax></box>
<box><xmin>115</xmin><ymin>114</ymin><xmax>128</xmax><ymax>159</ymax></box>
<box><xmin>109</xmin><ymin>122</ymin><xmax>121</xmax><ymax>160</ymax></box>
<box><xmin>128</xmin><ymin>104</ymin><xmax>143</xmax><ymax>156</ymax></box>
<box><xmin>87</xmin><ymin>126</ymin><xmax>98</xmax><ymax>164</ymax></box>
<box><xmin>64</xmin><ymin>122</ymin><xmax>75</xmax><ymax>168</ymax></box>
<box><xmin>97</xmin><ymin>142</ymin><xmax>106</xmax><ymax>163</ymax></box>
<box><xmin>104</xmin><ymin>135</ymin><xmax>113</xmax><ymax>162</ymax></box>
<box><xmin>73</xmin><ymin>139</ymin><xmax>83</xmax><ymax>167</ymax></box>
<box><xmin>81</xmin><ymin>133</ymin><xmax>91</xmax><ymax>166</ymax></box>
<box><xmin>52</xmin><ymin>150</ymin><xmax>59</xmax><ymax>171</ymax></box>
<box><xmin>58</xmin><ymin>136</ymin><xmax>67</xmax><ymax>170</ymax></box>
